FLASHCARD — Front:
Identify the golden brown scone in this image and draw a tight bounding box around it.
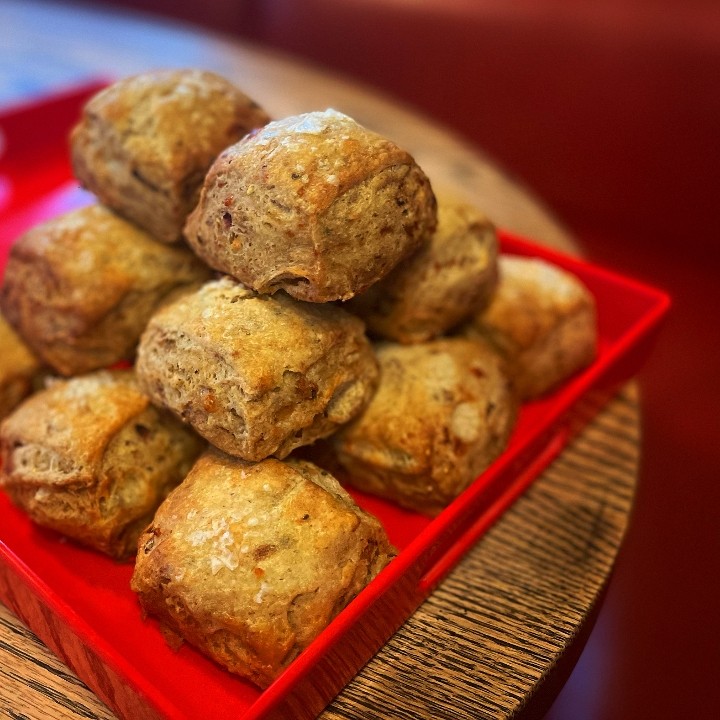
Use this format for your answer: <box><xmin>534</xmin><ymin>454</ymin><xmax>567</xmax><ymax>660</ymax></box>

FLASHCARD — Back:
<box><xmin>0</xmin><ymin>310</ymin><xmax>42</xmax><ymax>420</ymax></box>
<box><xmin>184</xmin><ymin>109</ymin><xmax>437</xmax><ymax>302</ymax></box>
<box><xmin>0</xmin><ymin>204</ymin><xmax>212</xmax><ymax>376</ymax></box>
<box><xmin>131</xmin><ymin>449</ymin><xmax>394</xmax><ymax>687</ymax></box>
<box><xmin>332</xmin><ymin>338</ymin><xmax>517</xmax><ymax>515</ymax></box>
<box><xmin>0</xmin><ymin>370</ymin><xmax>204</xmax><ymax>559</ymax></box>
<box><xmin>70</xmin><ymin>69</ymin><xmax>271</xmax><ymax>243</ymax></box>
<box><xmin>461</xmin><ymin>255</ymin><xmax>598</xmax><ymax>399</ymax></box>
<box><xmin>135</xmin><ymin>276</ymin><xmax>379</xmax><ymax>461</ymax></box>
<box><xmin>345</xmin><ymin>197</ymin><xmax>498</xmax><ymax>342</ymax></box>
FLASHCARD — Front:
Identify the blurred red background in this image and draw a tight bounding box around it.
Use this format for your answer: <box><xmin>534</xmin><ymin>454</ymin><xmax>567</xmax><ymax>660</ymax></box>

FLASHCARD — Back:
<box><xmin>89</xmin><ymin>1</ymin><xmax>720</xmax><ymax>717</ymax></box>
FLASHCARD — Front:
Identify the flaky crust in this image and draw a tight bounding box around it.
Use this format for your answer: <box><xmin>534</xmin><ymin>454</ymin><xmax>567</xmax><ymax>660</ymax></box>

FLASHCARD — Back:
<box><xmin>0</xmin><ymin>370</ymin><xmax>204</xmax><ymax>559</ymax></box>
<box><xmin>461</xmin><ymin>255</ymin><xmax>598</xmax><ymax>399</ymax></box>
<box><xmin>70</xmin><ymin>69</ymin><xmax>271</xmax><ymax>242</ymax></box>
<box><xmin>135</xmin><ymin>277</ymin><xmax>379</xmax><ymax>460</ymax></box>
<box><xmin>346</xmin><ymin>197</ymin><xmax>498</xmax><ymax>342</ymax></box>
<box><xmin>0</xmin><ymin>311</ymin><xmax>42</xmax><ymax>420</ymax></box>
<box><xmin>184</xmin><ymin>110</ymin><xmax>437</xmax><ymax>302</ymax></box>
<box><xmin>0</xmin><ymin>204</ymin><xmax>212</xmax><ymax>376</ymax></box>
<box><xmin>332</xmin><ymin>338</ymin><xmax>517</xmax><ymax>515</ymax></box>
<box><xmin>131</xmin><ymin>449</ymin><xmax>394</xmax><ymax>687</ymax></box>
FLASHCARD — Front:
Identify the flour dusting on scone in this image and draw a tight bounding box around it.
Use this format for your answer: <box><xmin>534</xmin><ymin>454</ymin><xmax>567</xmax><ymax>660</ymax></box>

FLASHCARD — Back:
<box><xmin>184</xmin><ymin>109</ymin><xmax>437</xmax><ymax>301</ymax></box>
<box><xmin>131</xmin><ymin>449</ymin><xmax>395</xmax><ymax>687</ymax></box>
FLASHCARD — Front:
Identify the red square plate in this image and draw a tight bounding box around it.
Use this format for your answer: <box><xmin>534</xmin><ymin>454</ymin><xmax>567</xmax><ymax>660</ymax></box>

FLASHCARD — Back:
<box><xmin>0</xmin><ymin>85</ymin><xmax>670</xmax><ymax>719</ymax></box>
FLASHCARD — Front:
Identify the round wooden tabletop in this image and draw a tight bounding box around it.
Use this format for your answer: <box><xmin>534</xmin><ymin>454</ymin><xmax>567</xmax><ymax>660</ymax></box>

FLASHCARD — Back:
<box><xmin>0</xmin><ymin>2</ymin><xmax>640</xmax><ymax>719</ymax></box>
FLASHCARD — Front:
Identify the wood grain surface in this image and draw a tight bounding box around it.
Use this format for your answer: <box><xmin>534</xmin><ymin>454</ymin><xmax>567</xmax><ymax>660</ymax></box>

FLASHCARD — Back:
<box><xmin>0</xmin><ymin>2</ymin><xmax>640</xmax><ymax>718</ymax></box>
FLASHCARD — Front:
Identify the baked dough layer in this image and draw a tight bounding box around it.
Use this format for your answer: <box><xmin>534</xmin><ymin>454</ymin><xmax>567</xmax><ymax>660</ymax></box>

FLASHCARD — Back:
<box><xmin>333</xmin><ymin>338</ymin><xmax>517</xmax><ymax>515</ymax></box>
<box><xmin>70</xmin><ymin>69</ymin><xmax>271</xmax><ymax>242</ymax></box>
<box><xmin>0</xmin><ymin>311</ymin><xmax>41</xmax><ymax>420</ymax></box>
<box><xmin>346</xmin><ymin>197</ymin><xmax>498</xmax><ymax>342</ymax></box>
<box><xmin>0</xmin><ymin>370</ymin><xmax>204</xmax><ymax>559</ymax></box>
<box><xmin>0</xmin><ymin>204</ymin><xmax>211</xmax><ymax>376</ymax></box>
<box><xmin>136</xmin><ymin>277</ymin><xmax>379</xmax><ymax>460</ymax></box>
<box><xmin>462</xmin><ymin>255</ymin><xmax>598</xmax><ymax>399</ymax></box>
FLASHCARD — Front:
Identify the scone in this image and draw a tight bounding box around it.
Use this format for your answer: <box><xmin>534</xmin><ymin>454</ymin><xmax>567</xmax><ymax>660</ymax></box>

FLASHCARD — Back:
<box><xmin>332</xmin><ymin>338</ymin><xmax>517</xmax><ymax>515</ymax></box>
<box><xmin>346</xmin><ymin>197</ymin><xmax>498</xmax><ymax>343</ymax></box>
<box><xmin>461</xmin><ymin>255</ymin><xmax>598</xmax><ymax>399</ymax></box>
<box><xmin>0</xmin><ymin>204</ymin><xmax>212</xmax><ymax>376</ymax></box>
<box><xmin>0</xmin><ymin>310</ymin><xmax>42</xmax><ymax>420</ymax></box>
<box><xmin>184</xmin><ymin>109</ymin><xmax>437</xmax><ymax>302</ymax></box>
<box><xmin>135</xmin><ymin>276</ymin><xmax>378</xmax><ymax>461</ymax></box>
<box><xmin>0</xmin><ymin>370</ymin><xmax>204</xmax><ymax>559</ymax></box>
<box><xmin>131</xmin><ymin>449</ymin><xmax>395</xmax><ymax>688</ymax></box>
<box><xmin>70</xmin><ymin>69</ymin><xmax>271</xmax><ymax>242</ymax></box>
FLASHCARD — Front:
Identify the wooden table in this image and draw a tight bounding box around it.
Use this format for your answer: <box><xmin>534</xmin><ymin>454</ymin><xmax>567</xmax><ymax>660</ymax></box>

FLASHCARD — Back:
<box><xmin>0</xmin><ymin>2</ymin><xmax>640</xmax><ymax>718</ymax></box>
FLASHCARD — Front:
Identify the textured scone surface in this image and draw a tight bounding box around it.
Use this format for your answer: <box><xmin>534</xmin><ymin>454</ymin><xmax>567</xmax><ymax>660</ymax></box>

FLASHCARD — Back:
<box><xmin>136</xmin><ymin>277</ymin><xmax>379</xmax><ymax>460</ymax></box>
<box><xmin>464</xmin><ymin>255</ymin><xmax>598</xmax><ymax>399</ymax></box>
<box><xmin>184</xmin><ymin>109</ymin><xmax>437</xmax><ymax>302</ymax></box>
<box><xmin>131</xmin><ymin>449</ymin><xmax>395</xmax><ymax>688</ymax></box>
<box><xmin>333</xmin><ymin>338</ymin><xmax>517</xmax><ymax>515</ymax></box>
<box><xmin>346</xmin><ymin>197</ymin><xmax>499</xmax><ymax>343</ymax></box>
<box><xmin>0</xmin><ymin>370</ymin><xmax>204</xmax><ymax>559</ymax></box>
<box><xmin>0</xmin><ymin>204</ymin><xmax>212</xmax><ymax>376</ymax></box>
<box><xmin>0</xmin><ymin>310</ymin><xmax>41</xmax><ymax>420</ymax></box>
<box><xmin>70</xmin><ymin>69</ymin><xmax>271</xmax><ymax>242</ymax></box>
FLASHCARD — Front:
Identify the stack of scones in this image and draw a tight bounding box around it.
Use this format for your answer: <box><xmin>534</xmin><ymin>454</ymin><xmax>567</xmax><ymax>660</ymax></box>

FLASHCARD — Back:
<box><xmin>0</xmin><ymin>70</ymin><xmax>597</xmax><ymax>687</ymax></box>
